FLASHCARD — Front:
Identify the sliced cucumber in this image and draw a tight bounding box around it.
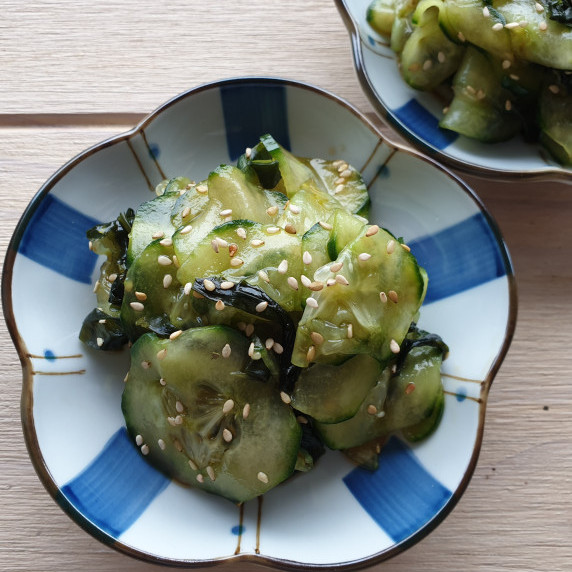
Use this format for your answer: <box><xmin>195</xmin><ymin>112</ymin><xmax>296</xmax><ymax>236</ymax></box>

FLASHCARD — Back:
<box><xmin>122</xmin><ymin>326</ymin><xmax>302</xmax><ymax>503</ymax></box>
<box><xmin>326</xmin><ymin>209</ymin><xmax>366</xmax><ymax>260</ymax></box>
<box><xmin>367</xmin><ymin>0</ymin><xmax>397</xmax><ymax>36</ymax></box>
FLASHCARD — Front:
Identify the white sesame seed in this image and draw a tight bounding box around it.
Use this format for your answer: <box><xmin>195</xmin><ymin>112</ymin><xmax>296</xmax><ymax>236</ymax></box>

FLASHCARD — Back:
<box><xmin>335</xmin><ymin>274</ymin><xmax>349</xmax><ymax>286</ymax></box>
<box><xmin>492</xmin><ymin>22</ymin><xmax>504</xmax><ymax>31</ymax></box>
<box><xmin>401</xmin><ymin>243</ymin><xmax>411</xmax><ymax>252</ymax></box>
<box><xmin>88</xmin><ymin>240</ymin><xmax>94</xmax><ymax>251</ymax></box>
<box><xmin>170</xmin><ymin>330</ymin><xmax>182</xmax><ymax>340</ymax></box>
<box><xmin>98</xmin><ymin>319</ymin><xmax>106</xmax><ymax>324</ymax></box>
<box><xmin>245</xmin><ymin>147</ymin><xmax>252</xmax><ymax>158</ymax></box>
<box><xmin>437</xmin><ymin>51</ymin><xmax>446</xmax><ymax>63</ymax></box>
<box><xmin>152</xmin><ymin>230</ymin><xmax>164</xmax><ymax>239</ymax></box>
<box><xmin>379</xmin><ymin>291</ymin><xmax>388</xmax><ymax>303</ymax></box>
<box><xmin>457</xmin><ymin>31</ymin><xmax>466</xmax><ymax>41</ymax></box>
<box><xmin>466</xmin><ymin>85</ymin><xmax>476</xmax><ymax>95</ymax></box>
<box><xmin>330</xmin><ymin>261</ymin><xmax>343</xmax><ymax>273</ymax></box>
<box><xmin>300</xmin><ymin>274</ymin><xmax>312</xmax><ymax>288</ymax></box>
<box><xmin>548</xmin><ymin>84</ymin><xmax>560</xmax><ymax>94</ymax></box>
<box><xmin>215</xmin><ymin>300</ymin><xmax>225</xmax><ymax>311</ymax></box>
<box><xmin>196</xmin><ymin>474</ymin><xmax>204</xmax><ymax>483</ymax></box>
<box><xmin>509</xmin><ymin>74</ymin><xmax>520</xmax><ymax>81</ymax></box>
<box><xmin>539</xmin><ymin>21</ymin><xmax>548</xmax><ymax>30</ymax></box>
<box><xmin>175</xmin><ymin>414</ymin><xmax>184</xmax><ymax>425</ymax></box>
<box><xmin>303</xmin><ymin>251</ymin><xmax>313</xmax><ymax>265</ymax></box>
<box><xmin>93</xmin><ymin>280</ymin><xmax>100</xmax><ymax>293</ymax></box>
<box><xmin>535</xmin><ymin>1</ymin><xmax>544</xmax><ymax>12</ymax></box>
<box><xmin>157</xmin><ymin>348</ymin><xmax>167</xmax><ymax>360</ymax></box>
<box><xmin>243</xmin><ymin>403</ymin><xmax>251</xmax><ymax>419</ymax></box>
<box><xmin>203</xmin><ymin>279</ymin><xmax>216</xmax><ymax>291</ymax></box>
<box><xmin>309</xmin><ymin>281</ymin><xmax>323</xmax><ymax>291</ymax></box>
<box><xmin>158</xmin><ymin>439</ymin><xmax>166</xmax><ymax>450</ymax></box>
<box><xmin>482</xmin><ymin>6</ymin><xmax>490</xmax><ymax>17</ymax></box>
<box><xmin>287</xmin><ymin>276</ymin><xmax>299</xmax><ymax>290</ymax></box>
<box><xmin>386</xmin><ymin>240</ymin><xmax>396</xmax><ymax>254</ymax></box>
<box><xmin>505</xmin><ymin>21</ymin><xmax>519</xmax><ymax>29</ymax></box>
<box><xmin>230</xmin><ymin>257</ymin><xmax>244</xmax><ymax>267</ymax></box>
<box><xmin>196</xmin><ymin>184</ymin><xmax>208</xmax><ymax>194</ymax></box>
<box><xmin>158</xmin><ymin>255</ymin><xmax>172</xmax><ymax>266</ymax></box>
<box><xmin>206</xmin><ymin>466</ymin><xmax>216</xmax><ymax>481</ymax></box>
<box><xmin>265</xmin><ymin>338</ymin><xmax>275</xmax><ymax>350</ymax></box>
<box><xmin>306</xmin><ymin>345</ymin><xmax>316</xmax><ymax>362</ymax></box>
<box><xmin>326</xmin><ymin>278</ymin><xmax>336</xmax><ymax>287</ymax></box>
<box><xmin>221</xmin><ymin>281</ymin><xmax>235</xmax><ymax>290</ymax></box>
<box><xmin>167</xmin><ymin>416</ymin><xmax>176</xmax><ymax>426</ymax></box>
<box><xmin>184</xmin><ymin>282</ymin><xmax>193</xmax><ymax>296</ymax></box>
<box><xmin>248</xmin><ymin>342</ymin><xmax>255</xmax><ymax>357</ymax></box>
<box><xmin>186</xmin><ymin>459</ymin><xmax>197</xmax><ymax>471</ymax></box>
<box><xmin>256</xmin><ymin>301</ymin><xmax>269</xmax><ymax>312</ymax></box>
<box><xmin>319</xmin><ymin>221</ymin><xmax>333</xmax><ymax>230</ymax></box>
<box><xmin>223</xmin><ymin>428</ymin><xmax>233</xmax><ymax>442</ymax></box>
<box><xmin>477</xmin><ymin>89</ymin><xmax>486</xmax><ymax>100</ymax></box>
<box><xmin>273</xmin><ymin>342</ymin><xmax>284</xmax><ymax>354</ymax></box>
<box><xmin>160</xmin><ymin>378</ymin><xmax>166</xmax><ymax>386</ymax></box>
<box><xmin>236</xmin><ymin>227</ymin><xmax>247</xmax><ymax>239</ymax></box>
<box><xmin>182</xmin><ymin>207</ymin><xmax>191</xmax><ymax>219</ymax></box>
<box><xmin>337</xmin><ymin>162</ymin><xmax>349</xmax><ymax>173</ymax></box>
<box><xmin>108</xmin><ymin>273</ymin><xmax>117</xmax><ymax>283</ymax></box>
<box><xmin>159</xmin><ymin>237</ymin><xmax>173</xmax><ymax>247</ymax></box>
<box><xmin>334</xmin><ymin>177</ymin><xmax>345</xmax><ymax>185</ymax></box>
<box><xmin>141</xmin><ymin>444</ymin><xmax>149</xmax><ymax>455</ymax></box>
<box><xmin>220</xmin><ymin>209</ymin><xmax>233</xmax><ymax>217</ymax></box>
<box><xmin>310</xmin><ymin>332</ymin><xmax>324</xmax><ymax>345</ymax></box>
<box><xmin>266</xmin><ymin>206</ymin><xmax>279</xmax><ymax>216</ymax></box>
<box><xmin>365</xmin><ymin>225</ymin><xmax>379</xmax><ymax>237</ymax></box>
<box><xmin>216</xmin><ymin>237</ymin><xmax>228</xmax><ymax>248</ymax></box>
<box><xmin>266</xmin><ymin>226</ymin><xmax>280</xmax><ymax>234</ymax></box>
<box><xmin>136</xmin><ymin>434</ymin><xmax>144</xmax><ymax>446</ymax></box>
<box><xmin>306</xmin><ymin>297</ymin><xmax>319</xmax><ymax>309</ymax></box>
<box><xmin>277</xmin><ymin>260</ymin><xmax>288</xmax><ymax>274</ymax></box>
<box><xmin>347</xmin><ymin>323</ymin><xmax>353</xmax><ymax>339</ymax></box>
<box><xmin>390</xmin><ymin>339</ymin><xmax>400</xmax><ymax>354</ymax></box>
<box><xmin>334</xmin><ymin>184</ymin><xmax>344</xmax><ymax>194</ymax></box>
<box><xmin>423</xmin><ymin>59</ymin><xmax>433</xmax><ymax>71</ymax></box>
<box><xmin>358</xmin><ymin>252</ymin><xmax>371</xmax><ymax>261</ymax></box>
<box><xmin>505</xmin><ymin>99</ymin><xmax>512</xmax><ymax>111</ymax></box>
<box><xmin>180</xmin><ymin>224</ymin><xmax>193</xmax><ymax>235</ymax></box>
<box><xmin>289</xmin><ymin>204</ymin><xmax>301</xmax><ymax>214</ymax></box>
<box><xmin>211</xmin><ymin>240</ymin><xmax>219</xmax><ymax>254</ymax></box>
<box><xmin>251</xmin><ymin>239</ymin><xmax>265</xmax><ymax>247</ymax></box>
<box><xmin>245</xmin><ymin>323</ymin><xmax>255</xmax><ymax>337</ymax></box>
<box><xmin>502</xmin><ymin>59</ymin><xmax>512</xmax><ymax>69</ymax></box>
<box><xmin>223</xmin><ymin>399</ymin><xmax>235</xmax><ymax>414</ymax></box>
<box><xmin>257</xmin><ymin>471</ymin><xmax>269</xmax><ymax>484</ymax></box>
<box><xmin>221</xmin><ymin>343</ymin><xmax>231</xmax><ymax>359</ymax></box>
<box><xmin>519</xmin><ymin>20</ymin><xmax>528</xmax><ymax>27</ymax></box>
<box><xmin>388</xmin><ymin>290</ymin><xmax>399</xmax><ymax>303</ymax></box>
<box><xmin>175</xmin><ymin>401</ymin><xmax>184</xmax><ymax>413</ymax></box>
<box><xmin>96</xmin><ymin>337</ymin><xmax>104</xmax><ymax>347</ymax></box>
<box><xmin>280</xmin><ymin>391</ymin><xmax>291</xmax><ymax>404</ymax></box>
<box><xmin>332</xmin><ymin>159</ymin><xmax>344</xmax><ymax>167</ymax></box>
<box><xmin>163</xmin><ymin>274</ymin><xmax>173</xmax><ymax>289</ymax></box>
<box><xmin>130</xmin><ymin>301</ymin><xmax>145</xmax><ymax>311</ymax></box>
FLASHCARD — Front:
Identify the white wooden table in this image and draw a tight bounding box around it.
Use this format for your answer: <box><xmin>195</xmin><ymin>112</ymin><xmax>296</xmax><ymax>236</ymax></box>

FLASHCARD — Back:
<box><xmin>1</xmin><ymin>2</ymin><xmax>571</xmax><ymax>571</ymax></box>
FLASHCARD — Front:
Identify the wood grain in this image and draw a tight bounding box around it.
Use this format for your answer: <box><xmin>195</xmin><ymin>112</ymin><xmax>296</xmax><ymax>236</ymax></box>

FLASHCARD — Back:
<box><xmin>1</xmin><ymin>0</ymin><xmax>572</xmax><ymax>570</ymax></box>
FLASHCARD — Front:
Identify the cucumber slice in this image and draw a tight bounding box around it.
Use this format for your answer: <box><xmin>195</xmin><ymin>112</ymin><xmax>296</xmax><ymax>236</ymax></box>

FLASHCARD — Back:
<box><xmin>170</xmin><ymin>179</ymin><xmax>210</xmax><ymax>229</ymax></box>
<box><xmin>301</xmin><ymin>222</ymin><xmax>333</xmax><ymax>283</ymax></box>
<box><xmin>290</xmin><ymin>354</ymin><xmax>382</xmax><ymax>423</ymax></box>
<box><xmin>291</xmin><ymin>225</ymin><xmax>427</xmax><ymax>367</ymax></box>
<box><xmin>367</xmin><ymin>0</ymin><xmax>397</xmax><ymax>36</ymax></box>
<box><xmin>326</xmin><ymin>209</ymin><xmax>366</xmax><ymax>260</ymax></box>
<box><xmin>122</xmin><ymin>327</ymin><xmax>302</xmax><ymax>502</ymax></box>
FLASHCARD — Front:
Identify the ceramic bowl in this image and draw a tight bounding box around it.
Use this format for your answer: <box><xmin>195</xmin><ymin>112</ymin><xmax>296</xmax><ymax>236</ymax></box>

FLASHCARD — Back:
<box><xmin>3</xmin><ymin>77</ymin><xmax>516</xmax><ymax>569</ymax></box>
<box><xmin>335</xmin><ymin>0</ymin><xmax>572</xmax><ymax>180</ymax></box>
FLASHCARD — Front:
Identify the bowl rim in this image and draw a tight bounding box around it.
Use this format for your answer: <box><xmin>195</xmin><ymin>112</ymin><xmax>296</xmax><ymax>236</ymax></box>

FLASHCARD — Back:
<box><xmin>2</xmin><ymin>75</ymin><xmax>518</xmax><ymax>570</ymax></box>
<box><xmin>334</xmin><ymin>0</ymin><xmax>572</xmax><ymax>183</ymax></box>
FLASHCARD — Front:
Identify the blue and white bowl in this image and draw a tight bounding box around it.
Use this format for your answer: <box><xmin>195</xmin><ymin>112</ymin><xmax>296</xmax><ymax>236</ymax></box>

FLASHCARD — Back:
<box><xmin>336</xmin><ymin>0</ymin><xmax>572</xmax><ymax>180</ymax></box>
<box><xmin>3</xmin><ymin>78</ymin><xmax>516</xmax><ymax>569</ymax></box>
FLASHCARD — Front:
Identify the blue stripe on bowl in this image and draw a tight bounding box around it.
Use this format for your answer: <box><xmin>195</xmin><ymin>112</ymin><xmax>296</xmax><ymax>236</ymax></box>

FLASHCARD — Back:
<box><xmin>18</xmin><ymin>194</ymin><xmax>100</xmax><ymax>284</ymax></box>
<box><xmin>344</xmin><ymin>437</ymin><xmax>451</xmax><ymax>543</ymax></box>
<box><xmin>410</xmin><ymin>212</ymin><xmax>506</xmax><ymax>303</ymax></box>
<box><xmin>220</xmin><ymin>82</ymin><xmax>291</xmax><ymax>160</ymax></box>
<box><xmin>394</xmin><ymin>100</ymin><xmax>457</xmax><ymax>150</ymax></box>
<box><xmin>61</xmin><ymin>427</ymin><xmax>169</xmax><ymax>538</ymax></box>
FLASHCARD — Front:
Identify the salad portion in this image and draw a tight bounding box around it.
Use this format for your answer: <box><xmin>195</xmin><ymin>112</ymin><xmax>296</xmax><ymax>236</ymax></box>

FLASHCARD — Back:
<box><xmin>80</xmin><ymin>135</ymin><xmax>448</xmax><ymax>502</ymax></box>
<box><xmin>367</xmin><ymin>0</ymin><xmax>572</xmax><ymax>165</ymax></box>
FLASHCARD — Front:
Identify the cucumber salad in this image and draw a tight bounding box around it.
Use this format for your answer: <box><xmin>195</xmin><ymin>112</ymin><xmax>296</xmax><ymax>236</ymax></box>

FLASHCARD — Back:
<box><xmin>80</xmin><ymin>135</ymin><xmax>448</xmax><ymax>503</ymax></box>
<box><xmin>367</xmin><ymin>0</ymin><xmax>572</xmax><ymax>165</ymax></box>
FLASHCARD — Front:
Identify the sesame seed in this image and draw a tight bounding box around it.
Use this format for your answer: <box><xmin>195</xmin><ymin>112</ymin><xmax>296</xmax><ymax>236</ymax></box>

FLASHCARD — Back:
<box><xmin>160</xmin><ymin>378</ymin><xmax>166</xmax><ymax>386</ymax></box>
<box><xmin>335</xmin><ymin>274</ymin><xmax>349</xmax><ymax>286</ymax></box>
<box><xmin>390</xmin><ymin>339</ymin><xmax>400</xmax><ymax>354</ymax></box>
<box><xmin>215</xmin><ymin>300</ymin><xmax>225</xmax><ymax>311</ymax></box>
<box><xmin>98</xmin><ymin>319</ymin><xmax>106</xmax><ymax>324</ymax></box>
<box><xmin>386</xmin><ymin>240</ymin><xmax>396</xmax><ymax>254</ymax></box>
<box><xmin>245</xmin><ymin>147</ymin><xmax>252</xmax><ymax>158</ymax></box>
<box><xmin>300</xmin><ymin>274</ymin><xmax>312</xmax><ymax>288</ymax></box>
<box><xmin>230</xmin><ymin>258</ymin><xmax>244</xmax><ymax>267</ymax></box>
<box><xmin>319</xmin><ymin>221</ymin><xmax>333</xmax><ymax>230</ymax></box>
<box><xmin>502</xmin><ymin>59</ymin><xmax>511</xmax><ymax>69</ymax></box>
<box><xmin>358</xmin><ymin>252</ymin><xmax>371</xmax><ymax>261</ymax></box>
<box><xmin>265</xmin><ymin>338</ymin><xmax>275</xmax><ymax>350</ymax></box>
<box><xmin>334</xmin><ymin>177</ymin><xmax>345</xmax><ymax>185</ymax></box>
<box><xmin>136</xmin><ymin>434</ymin><xmax>144</xmax><ymax>446</ymax></box>
<box><xmin>309</xmin><ymin>281</ymin><xmax>324</xmax><ymax>291</ymax></box>
<box><xmin>130</xmin><ymin>301</ymin><xmax>145</xmax><ymax>311</ymax></box>
<box><xmin>236</xmin><ymin>227</ymin><xmax>247</xmax><ymax>239</ymax></box>
<box><xmin>539</xmin><ymin>21</ymin><xmax>547</xmax><ymax>30</ymax></box>
<box><xmin>184</xmin><ymin>282</ymin><xmax>193</xmax><ymax>296</ymax></box>
<box><xmin>93</xmin><ymin>280</ymin><xmax>100</xmax><ymax>293</ymax></box>
<box><xmin>228</xmin><ymin>243</ymin><xmax>238</xmax><ymax>257</ymax></box>
<box><xmin>266</xmin><ymin>206</ymin><xmax>279</xmax><ymax>216</ymax></box>
<box><xmin>443</xmin><ymin>106</ymin><xmax>450</xmax><ymax>114</ymax></box>
<box><xmin>134</xmin><ymin>291</ymin><xmax>147</xmax><ymax>302</ymax></box>
<box><xmin>163</xmin><ymin>274</ymin><xmax>173</xmax><ymax>288</ymax></box>
<box><xmin>289</xmin><ymin>204</ymin><xmax>301</xmax><ymax>214</ymax></box>
<box><xmin>203</xmin><ymin>279</ymin><xmax>216</xmax><ymax>291</ymax></box>
<box><xmin>284</xmin><ymin>223</ymin><xmax>297</xmax><ymax>235</ymax></box>
<box><xmin>367</xmin><ymin>404</ymin><xmax>378</xmax><ymax>415</ymax></box>
<box><xmin>196</xmin><ymin>474</ymin><xmax>204</xmax><ymax>483</ymax></box>
<box><xmin>216</xmin><ymin>238</ymin><xmax>228</xmax><ymax>248</ymax></box>
<box><xmin>457</xmin><ymin>31</ymin><xmax>466</xmax><ymax>41</ymax></box>
<box><xmin>220</xmin><ymin>209</ymin><xmax>232</xmax><ymax>217</ymax></box>
<box><xmin>280</xmin><ymin>391</ymin><xmax>292</xmax><ymax>404</ymax></box>
<box><xmin>223</xmin><ymin>399</ymin><xmax>235</xmax><ymax>414</ymax></box>
<box><xmin>273</xmin><ymin>342</ymin><xmax>284</xmax><ymax>354</ymax></box>
<box><xmin>337</xmin><ymin>162</ymin><xmax>349</xmax><ymax>173</ymax></box>
<box><xmin>365</xmin><ymin>225</ymin><xmax>379</xmax><ymax>237</ymax></box>
<box><xmin>388</xmin><ymin>290</ymin><xmax>399</xmax><ymax>303</ymax></box>
<box><xmin>483</xmin><ymin>6</ymin><xmax>490</xmax><ymax>17</ymax></box>
<box><xmin>175</xmin><ymin>414</ymin><xmax>183</xmax><ymax>425</ymax></box>
<box><xmin>248</xmin><ymin>342</ymin><xmax>255</xmax><ymax>357</ymax></box>
<box><xmin>206</xmin><ymin>466</ymin><xmax>216</xmax><ymax>481</ymax></box>
<box><xmin>173</xmin><ymin>255</ymin><xmax>180</xmax><ymax>268</ymax></box>
<box><xmin>182</xmin><ymin>207</ymin><xmax>191</xmax><ymax>219</ymax></box>
<box><xmin>266</xmin><ymin>226</ymin><xmax>280</xmax><ymax>234</ymax></box>
<box><xmin>326</xmin><ymin>278</ymin><xmax>336</xmax><ymax>287</ymax></box>
<box><xmin>466</xmin><ymin>85</ymin><xmax>476</xmax><ymax>95</ymax></box>
<box><xmin>211</xmin><ymin>240</ymin><xmax>219</xmax><ymax>254</ymax></box>
<box><xmin>96</xmin><ymin>337</ymin><xmax>104</xmax><ymax>347</ymax></box>
<box><xmin>159</xmin><ymin>237</ymin><xmax>173</xmax><ymax>247</ymax></box>
<box><xmin>505</xmin><ymin>22</ymin><xmax>519</xmax><ymax>29</ymax></box>
<box><xmin>167</xmin><ymin>416</ymin><xmax>176</xmax><ymax>426</ymax></box>
<box><xmin>220</xmin><ymin>281</ymin><xmax>235</xmax><ymax>290</ymax></box>
<box><xmin>108</xmin><ymin>273</ymin><xmax>117</xmax><ymax>283</ymax></box>
<box><xmin>175</xmin><ymin>401</ymin><xmax>184</xmax><ymax>413</ymax></box>
<box><xmin>535</xmin><ymin>2</ymin><xmax>544</xmax><ymax>11</ymax></box>
<box><xmin>332</xmin><ymin>159</ymin><xmax>344</xmax><ymax>167</ymax></box>
<box><xmin>297</xmin><ymin>415</ymin><xmax>308</xmax><ymax>424</ymax></box>
<box><xmin>170</xmin><ymin>330</ymin><xmax>183</xmax><ymax>340</ymax></box>
<box><xmin>306</xmin><ymin>297</ymin><xmax>319</xmax><ymax>309</ymax></box>
<box><xmin>401</xmin><ymin>243</ymin><xmax>411</xmax><ymax>252</ymax></box>
<box><xmin>519</xmin><ymin>20</ymin><xmax>528</xmax><ymax>27</ymax></box>
<box><xmin>251</xmin><ymin>239</ymin><xmax>265</xmax><ymax>247</ymax></box>
<box><xmin>405</xmin><ymin>382</ymin><xmax>416</xmax><ymax>394</ymax></box>
<box><xmin>437</xmin><ymin>51</ymin><xmax>446</xmax><ymax>63</ymax></box>
<box><xmin>277</xmin><ymin>260</ymin><xmax>288</xmax><ymax>274</ymax></box>
<box><xmin>505</xmin><ymin>99</ymin><xmax>512</xmax><ymax>111</ymax></box>
<box><xmin>423</xmin><ymin>59</ymin><xmax>433</xmax><ymax>71</ymax></box>
<box><xmin>509</xmin><ymin>74</ymin><xmax>520</xmax><ymax>81</ymax></box>
<box><xmin>492</xmin><ymin>22</ymin><xmax>503</xmax><ymax>31</ymax></box>
<box><xmin>196</xmin><ymin>184</ymin><xmax>208</xmax><ymax>194</ymax></box>
<box><xmin>221</xmin><ymin>343</ymin><xmax>232</xmax><ymax>358</ymax></box>
<box><xmin>188</xmin><ymin>459</ymin><xmax>198</xmax><ymax>470</ymax></box>
<box><xmin>223</xmin><ymin>428</ymin><xmax>233</xmax><ymax>442</ymax></box>
<box><xmin>548</xmin><ymin>84</ymin><xmax>560</xmax><ymax>94</ymax></box>
<box><xmin>334</xmin><ymin>184</ymin><xmax>344</xmax><ymax>194</ymax></box>
<box><xmin>287</xmin><ymin>276</ymin><xmax>299</xmax><ymax>290</ymax></box>
<box><xmin>180</xmin><ymin>224</ymin><xmax>193</xmax><ymax>235</ymax></box>
<box><xmin>245</xmin><ymin>323</ymin><xmax>255</xmax><ymax>337</ymax></box>
<box><xmin>302</xmin><ymin>251</ymin><xmax>313</xmax><ymax>265</ymax></box>
<box><xmin>88</xmin><ymin>240</ymin><xmax>94</xmax><ymax>251</ymax></box>
<box><xmin>152</xmin><ymin>230</ymin><xmax>165</xmax><ymax>239</ymax></box>
<box><xmin>158</xmin><ymin>255</ymin><xmax>172</xmax><ymax>266</ymax></box>
<box><xmin>347</xmin><ymin>324</ymin><xmax>353</xmax><ymax>338</ymax></box>
<box><xmin>477</xmin><ymin>89</ymin><xmax>486</xmax><ymax>100</ymax></box>
<box><xmin>304</xmin><ymin>345</ymin><xmax>316</xmax><ymax>364</ymax></box>
<box><xmin>243</xmin><ymin>403</ymin><xmax>251</xmax><ymax>419</ymax></box>
<box><xmin>141</xmin><ymin>444</ymin><xmax>149</xmax><ymax>455</ymax></box>
<box><xmin>310</xmin><ymin>332</ymin><xmax>324</xmax><ymax>345</ymax></box>
<box><xmin>379</xmin><ymin>291</ymin><xmax>388</xmax><ymax>303</ymax></box>
<box><xmin>257</xmin><ymin>471</ymin><xmax>269</xmax><ymax>484</ymax></box>
<box><xmin>340</xmin><ymin>169</ymin><xmax>352</xmax><ymax>178</ymax></box>
<box><xmin>253</xmin><ymin>351</ymin><xmax>263</xmax><ymax>360</ymax></box>
<box><xmin>158</xmin><ymin>439</ymin><xmax>166</xmax><ymax>450</ymax></box>
<box><xmin>157</xmin><ymin>348</ymin><xmax>167</xmax><ymax>360</ymax></box>
<box><xmin>330</xmin><ymin>261</ymin><xmax>343</xmax><ymax>273</ymax></box>
<box><xmin>256</xmin><ymin>301</ymin><xmax>269</xmax><ymax>312</ymax></box>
